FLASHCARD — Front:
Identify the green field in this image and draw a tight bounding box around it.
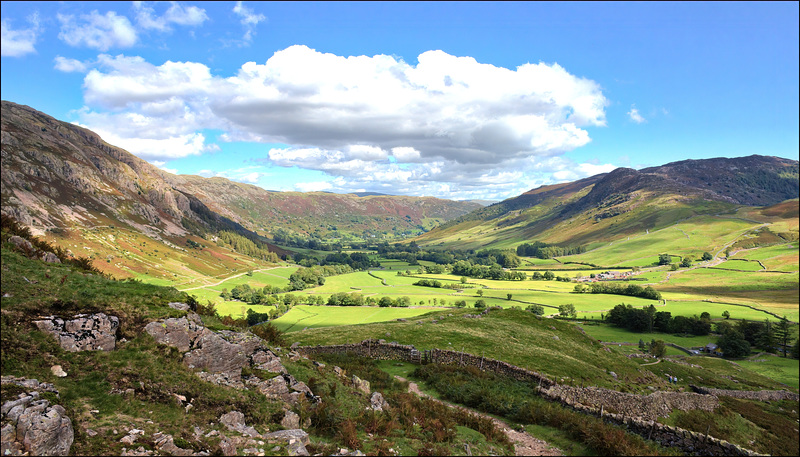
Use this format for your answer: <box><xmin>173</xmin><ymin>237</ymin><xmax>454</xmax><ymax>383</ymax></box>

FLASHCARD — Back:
<box><xmin>271</xmin><ymin>304</ymin><xmax>437</xmax><ymax>332</ymax></box>
<box><xmin>557</xmin><ymin>216</ymin><xmax>762</xmax><ymax>267</ymax></box>
<box><xmin>736</xmin><ymin>354</ymin><xmax>800</xmax><ymax>390</ymax></box>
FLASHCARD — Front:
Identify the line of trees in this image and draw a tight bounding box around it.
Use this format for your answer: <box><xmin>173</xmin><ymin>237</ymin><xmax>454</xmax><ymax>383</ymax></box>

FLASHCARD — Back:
<box><xmin>451</xmin><ymin>260</ymin><xmax>527</xmax><ymax>280</ymax></box>
<box><xmin>605</xmin><ymin>304</ymin><xmax>711</xmax><ymax>335</ymax></box>
<box><xmin>216</xmin><ymin>230</ymin><xmax>280</xmax><ymax>262</ymax></box>
<box><xmin>516</xmin><ymin>241</ymin><xmax>586</xmax><ymax>259</ymax></box>
<box><xmin>574</xmin><ymin>282</ymin><xmax>662</xmax><ymax>300</ymax></box>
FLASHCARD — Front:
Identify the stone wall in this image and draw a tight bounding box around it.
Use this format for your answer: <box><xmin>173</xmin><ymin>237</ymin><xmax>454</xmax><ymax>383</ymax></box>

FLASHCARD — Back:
<box><xmin>297</xmin><ymin>340</ymin><xmax>556</xmax><ymax>387</ymax></box>
<box><xmin>544</xmin><ymin>384</ymin><xmax>719</xmax><ymax>422</ymax></box>
<box><xmin>691</xmin><ymin>385</ymin><xmax>800</xmax><ymax>402</ymax></box>
<box><xmin>299</xmin><ymin>340</ymin><xmax>765</xmax><ymax>456</ymax></box>
<box><xmin>537</xmin><ymin>386</ymin><xmax>762</xmax><ymax>456</ymax></box>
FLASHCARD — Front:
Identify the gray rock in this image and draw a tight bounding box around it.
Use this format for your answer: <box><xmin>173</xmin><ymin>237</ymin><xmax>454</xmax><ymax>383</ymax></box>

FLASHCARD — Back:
<box><xmin>369</xmin><ymin>392</ymin><xmax>390</xmax><ymax>411</ymax></box>
<box><xmin>34</xmin><ymin>313</ymin><xmax>119</xmax><ymax>352</ymax></box>
<box><xmin>251</xmin><ymin>349</ymin><xmax>285</xmax><ymax>373</ymax></box>
<box><xmin>220</xmin><ymin>411</ymin><xmax>246</xmax><ymax>431</ymax></box>
<box><xmin>41</xmin><ymin>252</ymin><xmax>61</xmax><ymax>263</ymax></box>
<box><xmin>144</xmin><ymin>316</ymin><xmax>205</xmax><ymax>353</ymax></box>
<box><xmin>8</xmin><ymin>236</ymin><xmax>33</xmax><ymax>253</ymax></box>
<box><xmin>280</xmin><ymin>411</ymin><xmax>300</xmax><ymax>429</ymax></box>
<box><xmin>167</xmin><ymin>302</ymin><xmax>190</xmax><ymax>311</ymax></box>
<box><xmin>183</xmin><ymin>331</ymin><xmax>248</xmax><ymax>381</ymax></box>
<box><xmin>264</xmin><ymin>429</ymin><xmax>309</xmax><ymax>447</ymax></box>
<box><xmin>12</xmin><ymin>400</ymin><xmax>74</xmax><ymax>456</ymax></box>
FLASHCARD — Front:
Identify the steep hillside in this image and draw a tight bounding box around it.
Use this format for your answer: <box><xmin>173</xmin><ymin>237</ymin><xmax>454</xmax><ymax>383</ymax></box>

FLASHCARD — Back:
<box><xmin>0</xmin><ymin>101</ymin><xmax>480</xmax><ymax>279</ymax></box>
<box><xmin>167</xmin><ymin>174</ymin><xmax>482</xmax><ymax>243</ymax></box>
<box><xmin>417</xmin><ymin>156</ymin><xmax>799</xmax><ymax>250</ymax></box>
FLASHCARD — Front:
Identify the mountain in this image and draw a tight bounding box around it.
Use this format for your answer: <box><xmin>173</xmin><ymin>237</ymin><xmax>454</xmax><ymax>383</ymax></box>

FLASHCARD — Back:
<box><xmin>416</xmin><ymin>155</ymin><xmax>799</xmax><ymax>250</ymax></box>
<box><xmin>0</xmin><ymin>101</ymin><xmax>480</xmax><ymax>278</ymax></box>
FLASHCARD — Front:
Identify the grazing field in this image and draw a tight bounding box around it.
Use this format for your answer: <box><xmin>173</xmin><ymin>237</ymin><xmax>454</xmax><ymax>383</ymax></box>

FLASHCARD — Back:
<box><xmin>271</xmin><ymin>304</ymin><xmax>435</xmax><ymax>332</ymax></box>
<box><xmin>731</xmin><ymin>243</ymin><xmax>799</xmax><ymax>272</ymax></box>
<box><xmin>736</xmin><ymin>355</ymin><xmax>800</xmax><ymax>390</ymax></box>
<box><xmin>558</xmin><ymin>216</ymin><xmax>762</xmax><ymax>267</ymax></box>
<box><xmin>579</xmin><ymin>322</ymin><xmax>716</xmax><ymax>348</ymax></box>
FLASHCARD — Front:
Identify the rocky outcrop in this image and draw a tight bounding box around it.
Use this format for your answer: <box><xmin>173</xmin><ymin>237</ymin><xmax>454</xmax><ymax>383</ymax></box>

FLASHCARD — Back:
<box><xmin>145</xmin><ymin>314</ymin><xmax>287</xmax><ymax>381</ymax></box>
<box><xmin>1</xmin><ymin>378</ymin><xmax>73</xmax><ymax>456</ymax></box>
<box><xmin>33</xmin><ymin>313</ymin><xmax>119</xmax><ymax>352</ymax></box>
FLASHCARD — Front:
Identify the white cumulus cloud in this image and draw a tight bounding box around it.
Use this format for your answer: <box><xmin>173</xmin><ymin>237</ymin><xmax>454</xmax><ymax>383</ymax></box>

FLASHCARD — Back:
<box><xmin>76</xmin><ymin>46</ymin><xmax>611</xmax><ymax>198</ymax></box>
<box><xmin>1</xmin><ymin>13</ymin><xmax>41</xmax><ymax>57</ymax></box>
<box><xmin>58</xmin><ymin>10</ymin><xmax>138</xmax><ymax>51</ymax></box>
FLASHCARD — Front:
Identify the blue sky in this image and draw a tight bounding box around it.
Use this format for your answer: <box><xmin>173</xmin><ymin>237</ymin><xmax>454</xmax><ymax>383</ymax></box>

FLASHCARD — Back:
<box><xmin>2</xmin><ymin>1</ymin><xmax>798</xmax><ymax>201</ymax></box>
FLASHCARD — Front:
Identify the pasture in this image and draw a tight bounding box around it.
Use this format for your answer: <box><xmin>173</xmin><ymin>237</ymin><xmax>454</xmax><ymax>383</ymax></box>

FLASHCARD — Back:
<box><xmin>270</xmin><ymin>304</ymin><xmax>435</xmax><ymax>332</ymax></box>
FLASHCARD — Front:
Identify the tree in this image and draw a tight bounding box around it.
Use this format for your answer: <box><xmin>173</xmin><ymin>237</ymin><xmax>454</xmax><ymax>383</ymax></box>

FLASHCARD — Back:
<box><xmin>680</xmin><ymin>257</ymin><xmax>692</xmax><ymax>268</ymax></box>
<box><xmin>474</xmin><ymin>300</ymin><xmax>486</xmax><ymax>309</ymax></box>
<box><xmin>573</xmin><ymin>283</ymin><xmax>586</xmax><ymax>293</ymax></box>
<box><xmin>700</xmin><ymin>312</ymin><xmax>711</xmax><ymax>321</ymax></box>
<box><xmin>722</xmin><ymin>310</ymin><xmax>730</xmax><ymax>319</ymax></box>
<box><xmin>531</xmin><ymin>271</ymin><xmax>543</xmax><ymax>280</ymax></box>
<box><xmin>650</xmin><ymin>339</ymin><xmax>666</xmax><ymax>358</ymax></box>
<box><xmin>477</xmin><ymin>289</ymin><xmax>484</xmax><ymax>297</ymax></box>
<box><xmin>527</xmin><ymin>304</ymin><xmax>544</xmax><ymax>316</ymax></box>
<box><xmin>455</xmin><ymin>300</ymin><xmax>467</xmax><ymax>308</ymax></box>
<box><xmin>718</xmin><ymin>330</ymin><xmax>751</xmax><ymax>358</ymax></box>
<box><xmin>702</xmin><ymin>252</ymin><xmax>713</xmax><ymax>261</ymax></box>
<box><xmin>558</xmin><ymin>304</ymin><xmax>577</xmax><ymax>318</ymax></box>
<box><xmin>543</xmin><ymin>271</ymin><xmax>555</xmax><ymax>280</ymax></box>
<box><xmin>507</xmin><ymin>293</ymin><xmax>513</xmax><ymax>300</ymax></box>
<box><xmin>460</xmin><ymin>276</ymin><xmax>468</xmax><ymax>284</ymax></box>
<box><xmin>658</xmin><ymin>253</ymin><xmax>672</xmax><ymax>265</ymax></box>
<box><xmin>670</xmin><ymin>263</ymin><xmax>679</xmax><ymax>271</ymax></box>
<box><xmin>757</xmin><ymin>319</ymin><xmax>776</xmax><ymax>353</ymax></box>
<box><xmin>774</xmin><ymin>316</ymin><xmax>793</xmax><ymax>357</ymax></box>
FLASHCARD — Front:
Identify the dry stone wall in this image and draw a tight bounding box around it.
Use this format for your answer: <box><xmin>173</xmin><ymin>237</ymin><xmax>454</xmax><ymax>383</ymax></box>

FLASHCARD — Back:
<box><xmin>691</xmin><ymin>385</ymin><xmax>800</xmax><ymax>402</ymax></box>
<box><xmin>299</xmin><ymin>340</ymin><xmax>765</xmax><ymax>456</ymax></box>
<box><xmin>544</xmin><ymin>384</ymin><xmax>719</xmax><ymax>421</ymax></box>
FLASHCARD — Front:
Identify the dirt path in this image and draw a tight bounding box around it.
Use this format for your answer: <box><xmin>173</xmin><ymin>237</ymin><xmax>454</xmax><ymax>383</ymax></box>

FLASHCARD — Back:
<box><xmin>396</xmin><ymin>376</ymin><xmax>563</xmax><ymax>456</ymax></box>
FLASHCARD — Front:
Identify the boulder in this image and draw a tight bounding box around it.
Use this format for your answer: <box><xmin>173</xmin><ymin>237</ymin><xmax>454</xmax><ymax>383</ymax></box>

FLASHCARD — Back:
<box><xmin>351</xmin><ymin>375</ymin><xmax>370</xmax><ymax>395</ymax></box>
<box><xmin>251</xmin><ymin>349</ymin><xmax>285</xmax><ymax>373</ymax></box>
<box><xmin>264</xmin><ymin>429</ymin><xmax>309</xmax><ymax>447</ymax></box>
<box><xmin>369</xmin><ymin>392</ymin><xmax>390</xmax><ymax>411</ymax></box>
<box><xmin>2</xmin><ymin>397</ymin><xmax>74</xmax><ymax>456</ymax></box>
<box><xmin>167</xmin><ymin>302</ymin><xmax>190</xmax><ymax>311</ymax></box>
<box><xmin>183</xmin><ymin>332</ymin><xmax>248</xmax><ymax>381</ymax></box>
<box><xmin>8</xmin><ymin>235</ymin><xmax>33</xmax><ymax>253</ymax></box>
<box><xmin>280</xmin><ymin>411</ymin><xmax>300</xmax><ymax>429</ymax></box>
<box><xmin>41</xmin><ymin>252</ymin><xmax>61</xmax><ymax>263</ymax></box>
<box><xmin>50</xmin><ymin>365</ymin><xmax>67</xmax><ymax>378</ymax></box>
<box><xmin>144</xmin><ymin>316</ymin><xmax>205</xmax><ymax>352</ymax></box>
<box><xmin>34</xmin><ymin>313</ymin><xmax>119</xmax><ymax>352</ymax></box>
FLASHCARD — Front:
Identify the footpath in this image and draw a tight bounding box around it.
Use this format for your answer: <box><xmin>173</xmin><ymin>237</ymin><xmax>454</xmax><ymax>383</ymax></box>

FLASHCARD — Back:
<box><xmin>394</xmin><ymin>376</ymin><xmax>563</xmax><ymax>456</ymax></box>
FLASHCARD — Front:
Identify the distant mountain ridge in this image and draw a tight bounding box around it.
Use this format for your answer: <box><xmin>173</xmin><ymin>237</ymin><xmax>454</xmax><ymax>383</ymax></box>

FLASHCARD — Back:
<box><xmin>0</xmin><ymin>101</ymin><xmax>481</xmax><ymax>247</ymax></box>
<box><xmin>418</xmin><ymin>155</ymin><xmax>798</xmax><ymax>249</ymax></box>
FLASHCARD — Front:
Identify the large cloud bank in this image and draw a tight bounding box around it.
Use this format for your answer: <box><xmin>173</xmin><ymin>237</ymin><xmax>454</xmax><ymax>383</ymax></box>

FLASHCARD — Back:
<box><xmin>76</xmin><ymin>45</ymin><xmax>613</xmax><ymax>199</ymax></box>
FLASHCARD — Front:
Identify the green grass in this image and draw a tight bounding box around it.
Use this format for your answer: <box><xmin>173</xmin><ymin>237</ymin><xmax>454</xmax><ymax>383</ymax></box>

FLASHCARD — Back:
<box><xmin>579</xmin><ymin>323</ymin><xmax>715</xmax><ymax>348</ymax></box>
<box><xmin>736</xmin><ymin>354</ymin><xmax>800</xmax><ymax>390</ymax></box>
<box><xmin>271</xmin><ymin>305</ymin><xmax>436</xmax><ymax>332</ymax></box>
<box><xmin>559</xmin><ymin>216</ymin><xmax>760</xmax><ymax>267</ymax></box>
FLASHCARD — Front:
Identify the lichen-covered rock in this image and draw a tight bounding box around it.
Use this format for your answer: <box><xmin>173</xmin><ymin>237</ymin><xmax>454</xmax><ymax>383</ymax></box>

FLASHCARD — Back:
<box><xmin>2</xmin><ymin>393</ymin><xmax>73</xmax><ymax>456</ymax></box>
<box><xmin>351</xmin><ymin>375</ymin><xmax>370</xmax><ymax>395</ymax></box>
<box><xmin>251</xmin><ymin>349</ymin><xmax>286</xmax><ymax>373</ymax></box>
<box><xmin>33</xmin><ymin>313</ymin><xmax>119</xmax><ymax>352</ymax></box>
<box><xmin>40</xmin><ymin>252</ymin><xmax>61</xmax><ymax>263</ymax></box>
<box><xmin>8</xmin><ymin>235</ymin><xmax>33</xmax><ymax>253</ymax></box>
<box><xmin>144</xmin><ymin>315</ymin><xmax>205</xmax><ymax>352</ymax></box>
<box><xmin>183</xmin><ymin>331</ymin><xmax>248</xmax><ymax>382</ymax></box>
